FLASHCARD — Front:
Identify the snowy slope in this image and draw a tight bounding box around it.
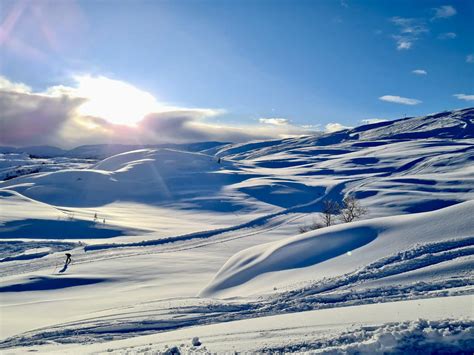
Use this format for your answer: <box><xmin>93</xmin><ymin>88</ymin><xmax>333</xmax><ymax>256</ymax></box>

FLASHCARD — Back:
<box><xmin>215</xmin><ymin>107</ymin><xmax>474</xmax><ymax>160</ymax></box>
<box><xmin>0</xmin><ymin>142</ymin><xmax>229</xmax><ymax>159</ymax></box>
<box><xmin>0</xmin><ymin>108</ymin><xmax>473</xmax><ymax>353</ymax></box>
<box><xmin>9</xmin><ymin>295</ymin><xmax>473</xmax><ymax>354</ymax></box>
<box><xmin>0</xmin><ymin>148</ymin><xmax>247</xmax><ymax>207</ymax></box>
<box><xmin>201</xmin><ymin>200</ymin><xmax>474</xmax><ymax>297</ymax></box>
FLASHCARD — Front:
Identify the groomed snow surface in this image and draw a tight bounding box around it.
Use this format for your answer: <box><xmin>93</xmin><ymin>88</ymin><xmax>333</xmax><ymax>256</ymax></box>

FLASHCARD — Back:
<box><xmin>1</xmin><ymin>108</ymin><xmax>473</xmax><ymax>354</ymax></box>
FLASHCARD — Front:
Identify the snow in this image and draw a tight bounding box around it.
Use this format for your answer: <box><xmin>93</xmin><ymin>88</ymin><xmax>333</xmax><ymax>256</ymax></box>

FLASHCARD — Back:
<box><xmin>201</xmin><ymin>200</ymin><xmax>474</xmax><ymax>297</ymax></box>
<box><xmin>0</xmin><ymin>108</ymin><xmax>473</xmax><ymax>353</ymax></box>
<box><xmin>7</xmin><ymin>295</ymin><xmax>472</xmax><ymax>354</ymax></box>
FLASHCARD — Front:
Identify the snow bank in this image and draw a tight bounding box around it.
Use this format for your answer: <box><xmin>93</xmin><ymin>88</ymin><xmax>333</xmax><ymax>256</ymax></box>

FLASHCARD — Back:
<box><xmin>201</xmin><ymin>200</ymin><xmax>474</xmax><ymax>297</ymax></box>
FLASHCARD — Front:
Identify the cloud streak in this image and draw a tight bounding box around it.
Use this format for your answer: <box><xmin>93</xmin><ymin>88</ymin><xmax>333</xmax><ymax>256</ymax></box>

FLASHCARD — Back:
<box><xmin>259</xmin><ymin>118</ymin><xmax>289</xmax><ymax>125</ymax></box>
<box><xmin>453</xmin><ymin>94</ymin><xmax>474</xmax><ymax>101</ymax></box>
<box><xmin>361</xmin><ymin>118</ymin><xmax>387</xmax><ymax>125</ymax></box>
<box><xmin>431</xmin><ymin>5</ymin><xmax>457</xmax><ymax>20</ymax></box>
<box><xmin>412</xmin><ymin>69</ymin><xmax>427</xmax><ymax>75</ymax></box>
<box><xmin>379</xmin><ymin>95</ymin><xmax>422</xmax><ymax>105</ymax></box>
<box><xmin>438</xmin><ymin>32</ymin><xmax>456</xmax><ymax>40</ymax></box>
<box><xmin>390</xmin><ymin>17</ymin><xmax>428</xmax><ymax>50</ymax></box>
<box><xmin>390</xmin><ymin>5</ymin><xmax>456</xmax><ymax>51</ymax></box>
<box><xmin>325</xmin><ymin>123</ymin><xmax>351</xmax><ymax>133</ymax></box>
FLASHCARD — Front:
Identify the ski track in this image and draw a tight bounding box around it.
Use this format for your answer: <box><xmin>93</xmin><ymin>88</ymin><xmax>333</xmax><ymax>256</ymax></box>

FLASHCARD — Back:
<box><xmin>1</xmin><ymin>109</ymin><xmax>474</xmax><ymax>351</ymax></box>
<box><xmin>2</xmin><ymin>235</ymin><xmax>472</xmax><ymax>349</ymax></box>
<box><xmin>259</xmin><ymin>319</ymin><xmax>474</xmax><ymax>354</ymax></box>
<box><xmin>0</xmin><ymin>181</ymin><xmax>347</xmax><ymax>279</ymax></box>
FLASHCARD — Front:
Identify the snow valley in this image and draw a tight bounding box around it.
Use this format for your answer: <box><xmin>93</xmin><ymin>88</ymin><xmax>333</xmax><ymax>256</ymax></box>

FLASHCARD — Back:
<box><xmin>0</xmin><ymin>108</ymin><xmax>473</xmax><ymax>354</ymax></box>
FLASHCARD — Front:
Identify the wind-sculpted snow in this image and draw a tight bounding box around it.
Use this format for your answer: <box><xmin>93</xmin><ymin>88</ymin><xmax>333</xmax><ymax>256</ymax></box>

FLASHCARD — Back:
<box><xmin>0</xmin><ymin>276</ymin><xmax>110</xmax><ymax>292</ymax></box>
<box><xmin>0</xmin><ymin>148</ymin><xmax>251</xmax><ymax>208</ymax></box>
<box><xmin>261</xmin><ymin>318</ymin><xmax>474</xmax><ymax>354</ymax></box>
<box><xmin>0</xmin><ymin>240</ymin><xmax>76</xmax><ymax>263</ymax></box>
<box><xmin>201</xmin><ymin>201</ymin><xmax>474</xmax><ymax>296</ymax></box>
<box><xmin>216</xmin><ymin>108</ymin><xmax>474</xmax><ymax>161</ymax></box>
<box><xmin>1</xmin><ymin>230</ymin><xmax>472</xmax><ymax>348</ymax></box>
<box><xmin>1</xmin><ymin>109</ymin><xmax>473</xmax><ymax>352</ymax></box>
<box><xmin>200</xmin><ymin>226</ymin><xmax>378</xmax><ymax>296</ymax></box>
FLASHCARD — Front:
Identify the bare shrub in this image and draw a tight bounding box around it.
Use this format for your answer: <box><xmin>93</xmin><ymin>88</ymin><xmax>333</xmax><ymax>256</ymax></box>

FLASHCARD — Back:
<box><xmin>339</xmin><ymin>195</ymin><xmax>367</xmax><ymax>223</ymax></box>
<box><xmin>322</xmin><ymin>199</ymin><xmax>341</xmax><ymax>227</ymax></box>
<box><xmin>298</xmin><ymin>219</ymin><xmax>325</xmax><ymax>234</ymax></box>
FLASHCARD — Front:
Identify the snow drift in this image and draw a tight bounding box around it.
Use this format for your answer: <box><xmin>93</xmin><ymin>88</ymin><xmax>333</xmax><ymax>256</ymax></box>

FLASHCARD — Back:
<box><xmin>200</xmin><ymin>200</ymin><xmax>474</xmax><ymax>297</ymax></box>
<box><xmin>0</xmin><ymin>149</ymin><xmax>240</xmax><ymax>207</ymax></box>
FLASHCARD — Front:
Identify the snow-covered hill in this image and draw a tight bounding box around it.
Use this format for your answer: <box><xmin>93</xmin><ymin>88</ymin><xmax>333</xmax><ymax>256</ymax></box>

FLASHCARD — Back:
<box><xmin>215</xmin><ymin>107</ymin><xmax>474</xmax><ymax>160</ymax></box>
<box><xmin>0</xmin><ymin>142</ymin><xmax>229</xmax><ymax>159</ymax></box>
<box><xmin>0</xmin><ymin>108</ymin><xmax>473</xmax><ymax>353</ymax></box>
<box><xmin>0</xmin><ymin>148</ymin><xmax>246</xmax><ymax>207</ymax></box>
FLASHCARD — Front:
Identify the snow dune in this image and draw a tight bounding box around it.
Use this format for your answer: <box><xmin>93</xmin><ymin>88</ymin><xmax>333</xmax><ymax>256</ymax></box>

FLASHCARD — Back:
<box><xmin>201</xmin><ymin>200</ymin><xmax>474</xmax><ymax>297</ymax></box>
<box><xmin>0</xmin><ymin>148</ymin><xmax>242</xmax><ymax>207</ymax></box>
<box><xmin>0</xmin><ymin>108</ymin><xmax>473</xmax><ymax>352</ymax></box>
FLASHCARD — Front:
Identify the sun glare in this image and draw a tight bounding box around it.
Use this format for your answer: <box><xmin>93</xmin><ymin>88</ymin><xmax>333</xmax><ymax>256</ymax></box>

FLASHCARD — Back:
<box><xmin>75</xmin><ymin>76</ymin><xmax>162</xmax><ymax>125</ymax></box>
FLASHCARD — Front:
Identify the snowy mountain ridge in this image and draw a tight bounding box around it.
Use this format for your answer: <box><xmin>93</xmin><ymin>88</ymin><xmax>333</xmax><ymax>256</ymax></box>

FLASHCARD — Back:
<box><xmin>216</xmin><ymin>107</ymin><xmax>474</xmax><ymax>160</ymax></box>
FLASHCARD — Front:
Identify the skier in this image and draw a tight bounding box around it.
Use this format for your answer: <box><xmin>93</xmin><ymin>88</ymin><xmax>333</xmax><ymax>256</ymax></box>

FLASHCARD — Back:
<box><xmin>65</xmin><ymin>253</ymin><xmax>72</xmax><ymax>266</ymax></box>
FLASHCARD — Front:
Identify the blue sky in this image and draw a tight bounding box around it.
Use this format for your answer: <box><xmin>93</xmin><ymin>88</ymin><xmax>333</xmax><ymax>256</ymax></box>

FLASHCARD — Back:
<box><xmin>0</xmin><ymin>0</ymin><xmax>473</xmax><ymax>146</ymax></box>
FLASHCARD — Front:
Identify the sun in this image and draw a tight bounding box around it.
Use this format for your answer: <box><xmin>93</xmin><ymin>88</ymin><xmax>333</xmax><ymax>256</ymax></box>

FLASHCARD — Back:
<box><xmin>75</xmin><ymin>75</ymin><xmax>162</xmax><ymax>125</ymax></box>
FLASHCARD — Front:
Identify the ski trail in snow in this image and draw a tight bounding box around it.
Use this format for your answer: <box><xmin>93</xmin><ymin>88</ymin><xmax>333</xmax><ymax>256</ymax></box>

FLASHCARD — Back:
<box><xmin>2</xmin><ymin>236</ymin><xmax>472</xmax><ymax>348</ymax></box>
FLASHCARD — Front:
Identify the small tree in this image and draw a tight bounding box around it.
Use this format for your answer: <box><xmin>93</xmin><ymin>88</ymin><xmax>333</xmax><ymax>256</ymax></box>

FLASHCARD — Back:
<box><xmin>339</xmin><ymin>195</ymin><xmax>367</xmax><ymax>223</ymax></box>
<box><xmin>322</xmin><ymin>199</ymin><xmax>340</xmax><ymax>227</ymax></box>
<box><xmin>298</xmin><ymin>218</ymin><xmax>324</xmax><ymax>233</ymax></box>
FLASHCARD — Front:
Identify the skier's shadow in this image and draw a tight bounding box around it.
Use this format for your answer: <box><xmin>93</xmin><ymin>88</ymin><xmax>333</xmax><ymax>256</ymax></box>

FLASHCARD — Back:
<box><xmin>58</xmin><ymin>263</ymin><xmax>69</xmax><ymax>273</ymax></box>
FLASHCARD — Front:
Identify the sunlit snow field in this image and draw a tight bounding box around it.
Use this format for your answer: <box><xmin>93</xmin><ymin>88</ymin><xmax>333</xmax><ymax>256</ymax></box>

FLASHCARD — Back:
<box><xmin>1</xmin><ymin>108</ymin><xmax>473</xmax><ymax>353</ymax></box>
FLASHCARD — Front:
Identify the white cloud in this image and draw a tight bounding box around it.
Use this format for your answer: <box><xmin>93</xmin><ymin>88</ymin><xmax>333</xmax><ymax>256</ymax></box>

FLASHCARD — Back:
<box><xmin>432</xmin><ymin>5</ymin><xmax>457</xmax><ymax>20</ymax></box>
<box><xmin>453</xmin><ymin>94</ymin><xmax>474</xmax><ymax>101</ymax></box>
<box><xmin>325</xmin><ymin>123</ymin><xmax>351</xmax><ymax>133</ymax></box>
<box><xmin>0</xmin><ymin>75</ymin><xmax>316</xmax><ymax>147</ymax></box>
<box><xmin>412</xmin><ymin>69</ymin><xmax>427</xmax><ymax>75</ymax></box>
<box><xmin>379</xmin><ymin>95</ymin><xmax>422</xmax><ymax>105</ymax></box>
<box><xmin>259</xmin><ymin>118</ymin><xmax>289</xmax><ymax>125</ymax></box>
<box><xmin>360</xmin><ymin>118</ymin><xmax>387</xmax><ymax>125</ymax></box>
<box><xmin>301</xmin><ymin>124</ymin><xmax>321</xmax><ymax>130</ymax></box>
<box><xmin>466</xmin><ymin>54</ymin><xmax>474</xmax><ymax>63</ymax></box>
<box><xmin>391</xmin><ymin>17</ymin><xmax>427</xmax><ymax>35</ymax></box>
<box><xmin>0</xmin><ymin>76</ymin><xmax>32</xmax><ymax>93</ymax></box>
<box><xmin>395</xmin><ymin>38</ymin><xmax>413</xmax><ymax>50</ymax></box>
<box><xmin>438</xmin><ymin>32</ymin><xmax>457</xmax><ymax>40</ymax></box>
<box><xmin>390</xmin><ymin>17</ymin><xmax>428</xmax><ymax>50</ymax></box>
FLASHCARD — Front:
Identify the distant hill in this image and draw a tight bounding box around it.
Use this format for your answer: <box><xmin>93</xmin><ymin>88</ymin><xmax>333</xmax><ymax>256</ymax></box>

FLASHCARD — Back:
<box><xmin>0</xmin><ymin>141</ymin><xmax>230</xmax><ymax>159</ymax></box>
<box><xmin>216</xmin><ymin>107</ymin><xmax>474</xmax><ymax>160</ymax></box>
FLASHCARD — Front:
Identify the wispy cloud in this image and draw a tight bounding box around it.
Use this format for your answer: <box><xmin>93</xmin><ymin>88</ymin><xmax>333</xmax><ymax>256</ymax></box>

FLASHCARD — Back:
<box><xmin>390</xmin><ymin>17</ymin><xmax>428</xmax><ymax>50</ymax></box>
<box><xmin>431</xmin><ymin>5</ymin><xmax>457</xmax><ymax>20</ymax></box>
<box><xmin>412</xmin><ymin>69</ymin><xmax>427</xmax><ymax>75</ymax></box>
<box><xmin>393</xmin><ymin>37</ymin><xmax>413</xmax><ymax>50</ymax></box>
<box><xmin>453</xmin><ymin>94</ymin><xmax>474</xmax><ymax>101</ymax></box>
<box><xmin>259</xmin><ymin>118</ymin><xmax>289</xmax><ymax>125</ymax></box>
<box><xmin>379</xmin><ymin>95</ymin><xmax>422</xmax><ymax>105</ymax></box>
<box><xmin>466</xmin><ymin>54</ymin><xmax>474</xmax><ymax>63</ymax></box>
<box><xmin>389</xmin><ymin>7</ymin><xmax>455</xmax><ymax>51</ymax></box>
<box><xmin>360</xmin><ymin>118</ymin><xmax>387</xmax><ymax>125</ymax></box>
<box><xmin>438</xmin><ymin>32</ymin><xmax>456</xmax><ymax>40</ymax></box>
<box><xmin>325</xmin><ymin>123</ymin><xmax>351</xmax><ymax>133</ymax></box>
